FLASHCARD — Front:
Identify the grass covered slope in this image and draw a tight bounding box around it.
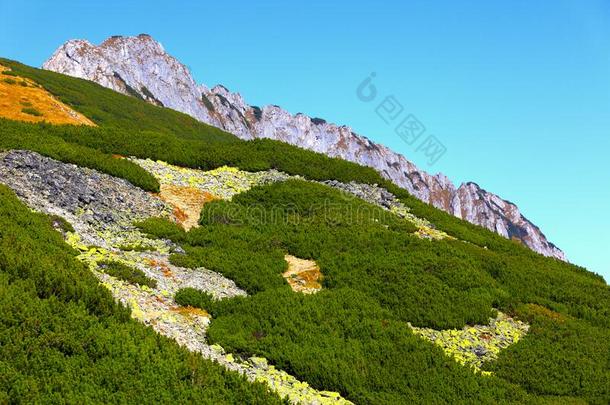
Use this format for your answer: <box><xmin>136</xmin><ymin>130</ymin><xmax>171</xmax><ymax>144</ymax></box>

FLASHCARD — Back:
<box><xmin>0</xmin><ymin>185</ymin><xmax>280</xmax><ymax>404</ymax></box>
<box><xmin>0</xmin><ymin>58</ymin><xmax>608</xmax><ymax>403</ymax></box>
<box><xmin>138</xmin><ymin>180</ymin><xmax>610</xmax><ymax>404</ymax></box>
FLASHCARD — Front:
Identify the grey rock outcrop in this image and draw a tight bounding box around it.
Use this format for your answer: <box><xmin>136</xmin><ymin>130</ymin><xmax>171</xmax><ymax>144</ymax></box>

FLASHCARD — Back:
<box><xmin>43</xmin><ymin>34</ymin><xmax>565</xmax><ymax>260</ymax></box>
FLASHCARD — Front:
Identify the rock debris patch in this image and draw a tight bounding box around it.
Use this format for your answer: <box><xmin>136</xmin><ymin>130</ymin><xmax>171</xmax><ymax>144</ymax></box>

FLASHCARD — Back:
<box><xmin>0</xmin><ymin>150</ymin><xmax>170</xmax><ymax>249</ymax></box>
<box><xmin>131</xmin><ymin>158</ymin><xmax>291</xmax><ymax>201</ymax></box>
<box><xmin>409</xmin><ymin>311</ymin><xmax>529</xmax><ymax>374</ymax></box>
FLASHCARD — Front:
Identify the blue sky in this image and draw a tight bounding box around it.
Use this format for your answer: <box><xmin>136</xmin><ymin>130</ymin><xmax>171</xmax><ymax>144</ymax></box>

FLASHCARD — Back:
<box><xmin>1</xmin><ymin>0</ymin><xmax>609</xmax><ymax>280</ymax></box>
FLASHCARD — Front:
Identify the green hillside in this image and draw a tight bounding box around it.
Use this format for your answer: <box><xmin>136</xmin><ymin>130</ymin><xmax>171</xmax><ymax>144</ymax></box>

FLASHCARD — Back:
<box><xmin>0</xmin><ymin>185</ymin><xmax>280</xmax><ymax>404</ymax></box>
<box><xmin>0</xmin><ymin>59</ymin><xmax>608</xmax><ymax>404</ymax></box>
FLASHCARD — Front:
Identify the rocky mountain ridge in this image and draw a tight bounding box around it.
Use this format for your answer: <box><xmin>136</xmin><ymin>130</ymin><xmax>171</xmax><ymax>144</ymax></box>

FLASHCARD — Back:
<box><xmin>43</xmin><ymin>34</ymin><xmax>565</xmax><ymax>260</ymax></box>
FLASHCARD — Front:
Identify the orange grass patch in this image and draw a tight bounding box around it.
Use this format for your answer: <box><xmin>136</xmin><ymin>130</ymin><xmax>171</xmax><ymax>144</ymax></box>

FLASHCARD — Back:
<box><xmin>282</xmin><ymin>254</ymin><xmax>323</xmax><ymax>294</ymax></box>
<box><xmin>0</xmin><ymin>64</ymin><xmax>96</xmax><ymax>126</ymax></box>
<box><xmin>158</xmin><ymin>184</ymin><xmax>217</xmax><ymax>230</ymax></box>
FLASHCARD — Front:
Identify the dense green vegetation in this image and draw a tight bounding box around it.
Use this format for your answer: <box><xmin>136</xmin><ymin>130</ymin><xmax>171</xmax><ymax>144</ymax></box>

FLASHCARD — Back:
<box><xmin>98</xmin><ymin>260</ymin><xmax>157</xmax><ymax>288</ymax></box>
<box><xmin>488</xmin><ymin>304</ymin><xmax>610</xmax><ymax>401</ymax></box>
<box><xmin>20</xmin><ymin>106</ymin><xmax>43</xmax><ymax>116</ymax></box>
<box><xmin>175</xmin><ymin>288</ymin><xmax>217</xmax><ymax>312</ymax></box>
<box><xmin>137</xmin><ymin>180</ymin><xmax>610</xmax><ymax>404</ymax></box>
<box><xmin>1</xmin><ymin>69</ymin><xmax>18</xmax><ymax>76</ymax></box>
<box><xmin>0</xmin><ymin>185</ymin><xmax>280</xmax><ymax>403</ymax></box>
<box><xmin>0</xmin><ymin>58</ymin><xmax>608</xmax><ymax>403</ymax></box>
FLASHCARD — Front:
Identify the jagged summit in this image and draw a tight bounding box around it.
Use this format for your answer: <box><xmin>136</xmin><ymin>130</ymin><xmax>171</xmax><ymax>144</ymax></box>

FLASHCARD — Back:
<box><xmin>43</xmin><ymin>34</ymin><xmax>565</xmax><ymax>260</ymax></box>
<box><xmin>44</xmin><ymin>35</ymin><xmax>214</xmax><ymax>119</ymax></box>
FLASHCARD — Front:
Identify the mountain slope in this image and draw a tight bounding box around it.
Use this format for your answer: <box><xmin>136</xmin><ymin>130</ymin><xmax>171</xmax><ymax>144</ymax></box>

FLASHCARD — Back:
<box><xmin>0</xmin><ymin>57</ymin><xmax>609</xmax><ymax>404</ymax></box>
<box><xmin>43</xmin><ymin>34</ymin><xmax>564</xmax><ymax>260</ymax></box>
<box><xmin>0</xmin><ymin>182</ymin><xmax>281</xmax><ymax>404</ymax></box>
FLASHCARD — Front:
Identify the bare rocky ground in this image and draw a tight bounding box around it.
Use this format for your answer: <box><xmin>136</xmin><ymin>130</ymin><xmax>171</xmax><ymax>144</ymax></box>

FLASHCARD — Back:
<box><xmin>409</xmin><ymin>312</ymin><xmax>529</xmax><ymax>374</ymax></box>
<box><xmin>0</xmin><ymin>150</ymin><xmax>528</xmax><ymax>403</ymax></box>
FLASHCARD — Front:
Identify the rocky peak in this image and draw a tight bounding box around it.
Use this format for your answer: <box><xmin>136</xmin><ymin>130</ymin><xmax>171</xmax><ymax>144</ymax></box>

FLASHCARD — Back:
<box><xmin>43</xmin><ymin>34</ymin><xmax>566</xmax><ymax>260</ymax></box>
<box><xmin>44</xmin><ymin>35</ymin><xmax>219</xmax><ymax>124</ymax></box>
<box><xmin>453</xmin><ymin>182</ymin><xmax>564</xmax><ymax>259</ymax></box>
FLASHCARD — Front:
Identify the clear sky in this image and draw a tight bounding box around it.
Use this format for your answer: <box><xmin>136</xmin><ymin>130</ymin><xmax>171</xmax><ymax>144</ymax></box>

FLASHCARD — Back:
<box><xmin>1</xmin><ymin>0</ymin><xmax>609</xmax><ymax>280</ymax></box>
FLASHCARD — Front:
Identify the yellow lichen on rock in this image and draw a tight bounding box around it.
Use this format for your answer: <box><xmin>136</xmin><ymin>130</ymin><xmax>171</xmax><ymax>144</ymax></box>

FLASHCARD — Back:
<box><xmin>414</xmin><ymin>225</ymin><xmax>454</xmax><ymax>241</ymax></box>
<box><xmin>409</xmin><ymin>311</ymin><xmax>529</xmax><ymax>373</ymax></box>
<box><xmin>0</xmin><ymin>64</ymin><xmax>96</xmax><ymax>126</ymax></box>
<box><xmin>171</xmin><ymin>305</ymin><xmax>210</xmax><ymax>319</ymax></box>
<box><xmin>131</xmin><ymin>158</ymin><xmax>291</xmax><ymax>201</ymax></box>
<box><xmin>283</xmin><ymin>255</ymin><xmax>323</xmax><ymax>294</ymax></box>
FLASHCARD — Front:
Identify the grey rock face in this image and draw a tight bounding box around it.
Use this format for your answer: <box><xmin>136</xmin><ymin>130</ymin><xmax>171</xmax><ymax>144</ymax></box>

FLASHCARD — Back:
<box><xmin>44</xmin><ymin>34</ymin><xmax>220</xmax><ymax>125</ymax></box>
<box><xmin>0</xmin><ymin>149</ymin><xmax>171</xmax><ymax>250</ymax></box>
<box><xmin>0</xmin><ymin>150</ymin><xmax>168</xmax><ymax>224</ymax></box>
<box><xmin>452</xmin><ymin>182</ymin><xmax>564</xmax><ymax>259</ymax></box>
<box><xmin>43</xmin><ymin>35</ymin><xmax>565</xmax><ymax>260</ymax></box>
